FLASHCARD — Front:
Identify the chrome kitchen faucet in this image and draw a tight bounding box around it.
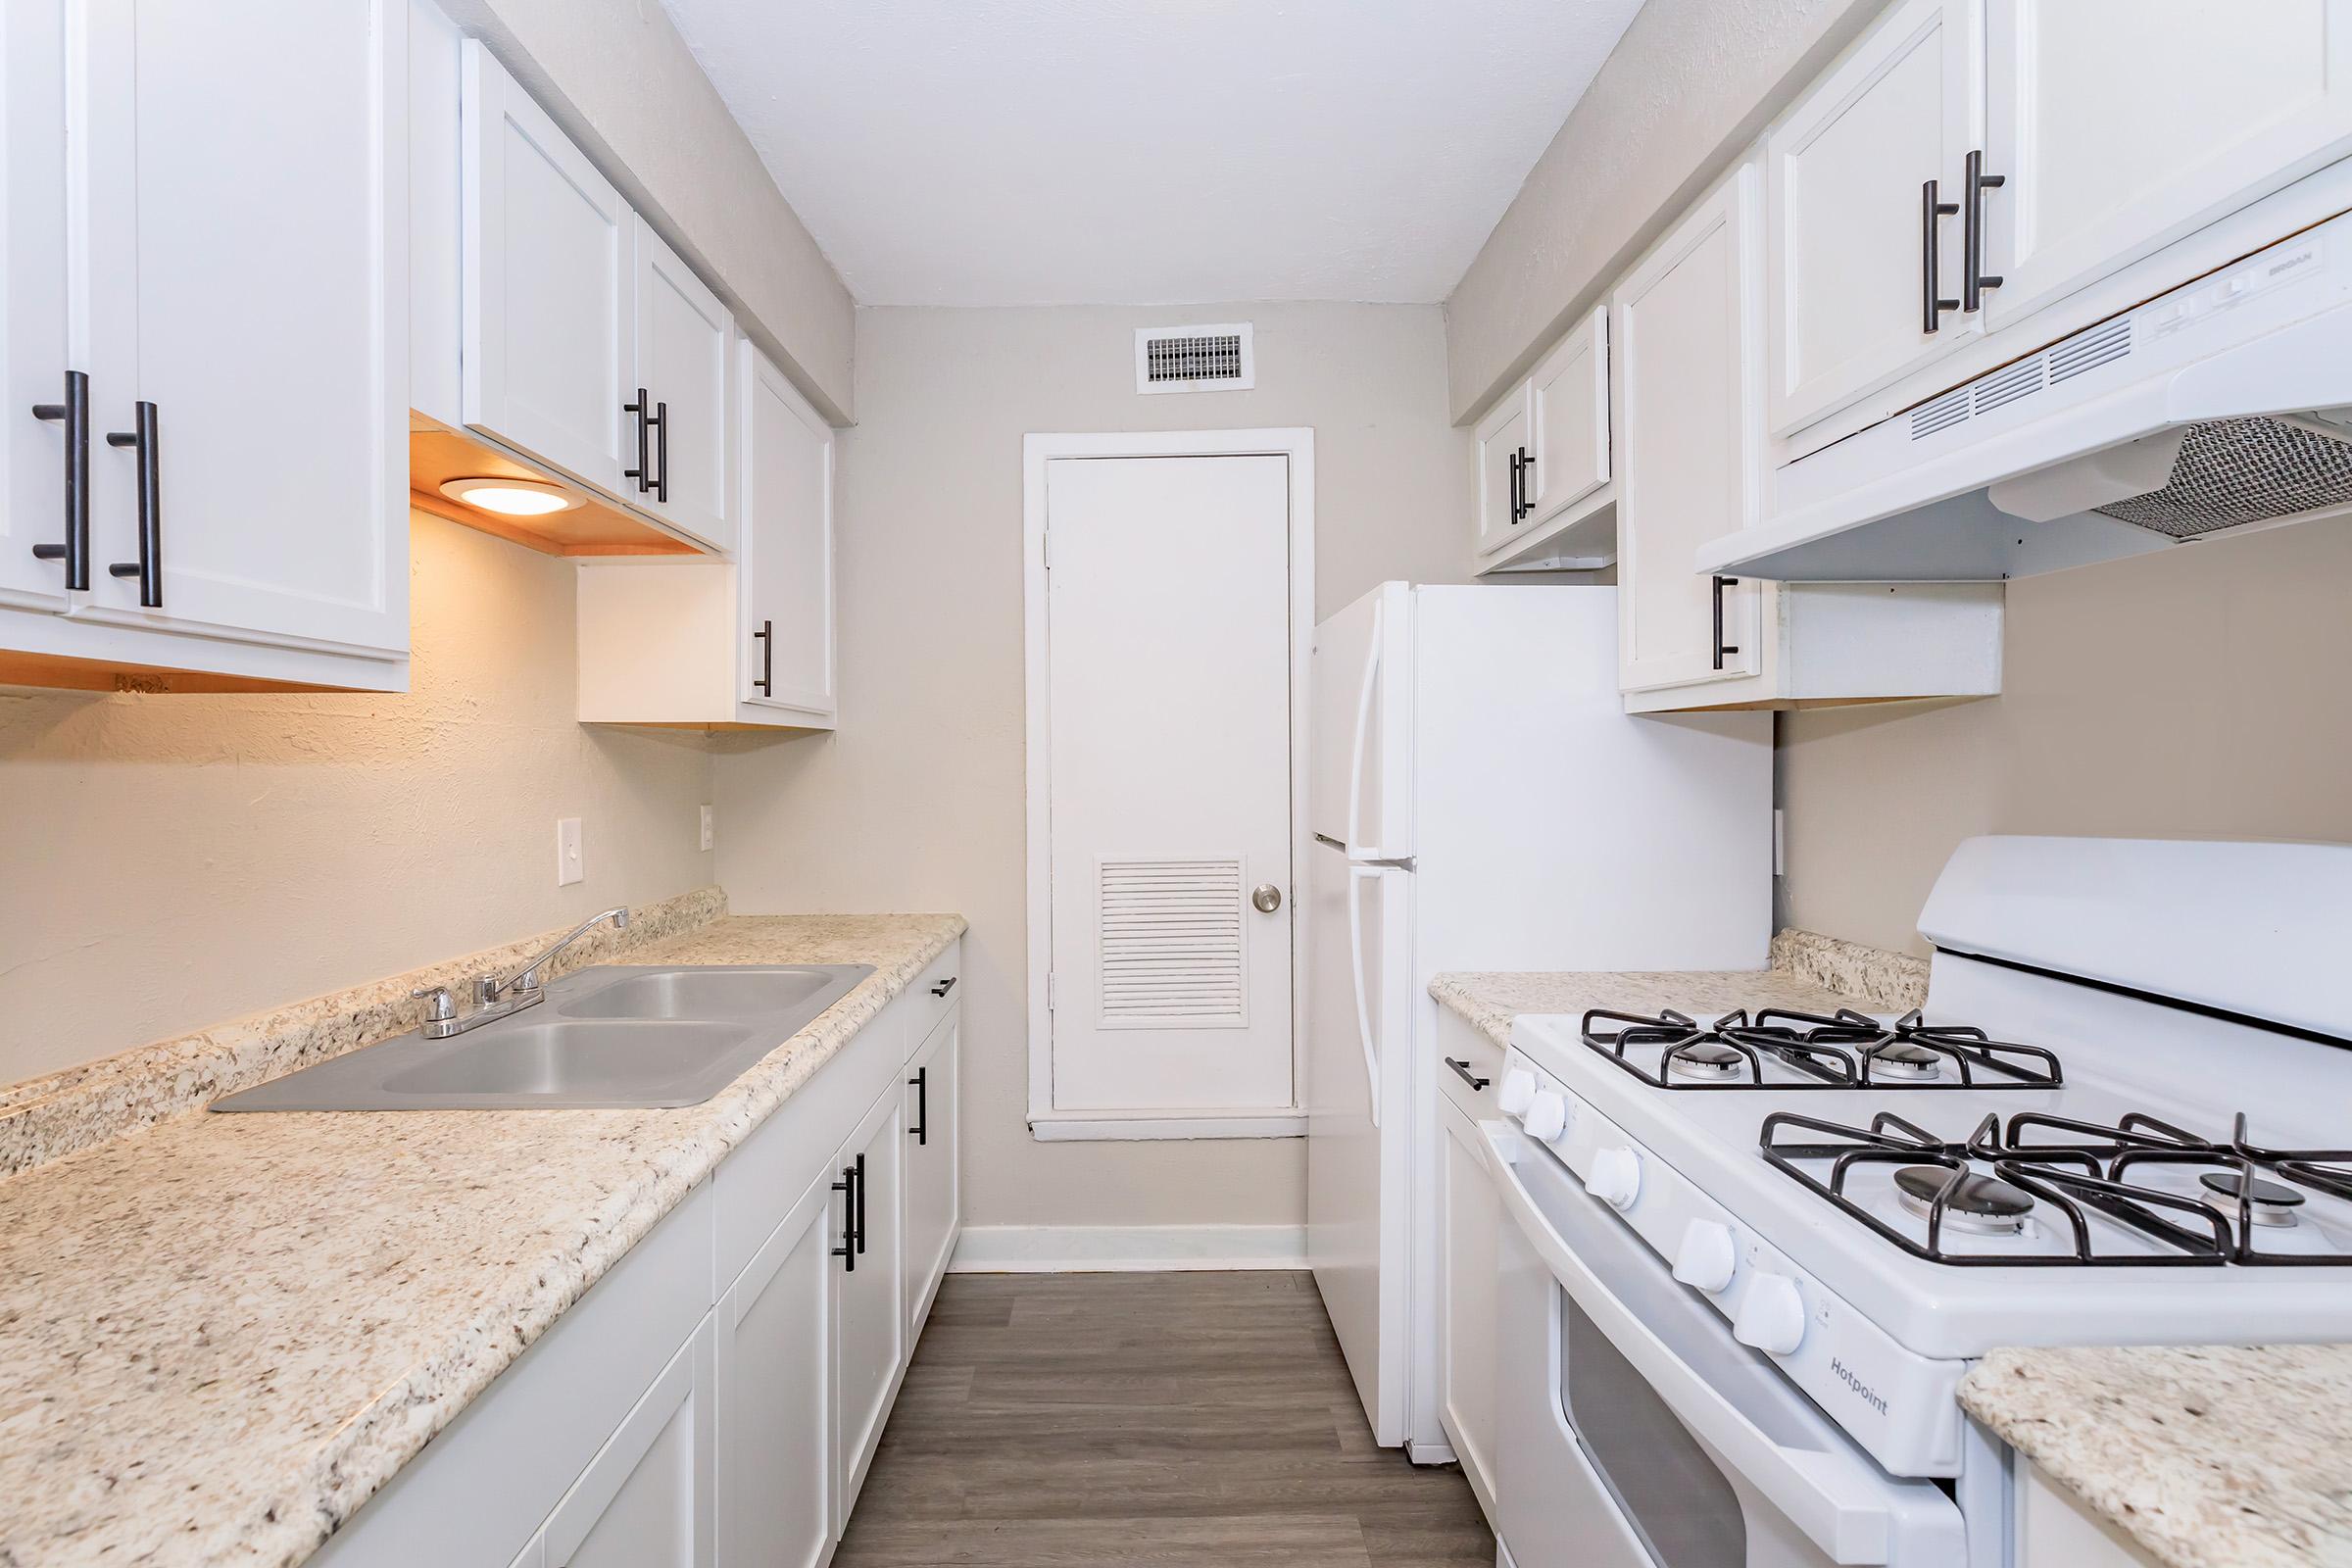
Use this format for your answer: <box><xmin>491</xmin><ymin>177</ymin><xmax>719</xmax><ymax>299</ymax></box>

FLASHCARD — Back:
<box><xmin>410</xmin><ymin>906</ymin><xmax>631</xmax><ymax>1039</ymax></box>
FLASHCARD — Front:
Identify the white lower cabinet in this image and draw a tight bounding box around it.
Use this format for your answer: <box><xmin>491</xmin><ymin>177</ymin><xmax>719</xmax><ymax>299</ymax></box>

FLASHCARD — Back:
<box><xmin>312</xmin><ymin>942</ymin><xmax>960</xmax><ymax>1568</ymax></box>
<box><xmin>2015</xmin><ymin>1457</ymin><xmax>2160</xmax><ymax>1568</ymax></box>
<box><xmin>714</xmin><ymin>1173</ymin><xmax>838</xmax><ymax>1568</ymax></box>
<box><xmin>903</xmin><ymin>1008</ymin><xmax>961</xmax><ymax>1342</ymax></box>
<box><xmin>1433</xmin><ymin>1012</ymin><xmax>1502</xmax><ymax>1522</ymax></box>
<box><xmin>833</xmin><ymin>1083</ymin><xmax>907</xmax><ymax>1527</ymax></box>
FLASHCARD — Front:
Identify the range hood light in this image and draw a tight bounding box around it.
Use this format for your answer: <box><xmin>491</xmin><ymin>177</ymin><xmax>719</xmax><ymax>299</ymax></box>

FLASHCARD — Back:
<box><xmin>438</xmin><ymin>476</ymin><xmax>583</xmax><ymax>517</ymax></box>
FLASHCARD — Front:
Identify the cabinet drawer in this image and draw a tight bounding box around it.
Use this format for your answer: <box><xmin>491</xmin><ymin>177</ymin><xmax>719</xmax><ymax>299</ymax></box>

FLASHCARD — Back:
<box><xmin>1437</xmin><ymin>1008</ymin><xmax>1503</xmax><ymax>1121</ymax></box>
<box><xmin>906</xmin><ymin>940</ymin><xmax>961</xmax><ymax>1045</ymax></box>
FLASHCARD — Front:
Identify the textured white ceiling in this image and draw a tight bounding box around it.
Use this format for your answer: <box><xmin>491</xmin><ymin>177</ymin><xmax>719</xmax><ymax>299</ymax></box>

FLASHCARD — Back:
<box><xmin>659</xmin><ymin>0</ymin><xmax>1648</xmax><ymax>307</ymax></box>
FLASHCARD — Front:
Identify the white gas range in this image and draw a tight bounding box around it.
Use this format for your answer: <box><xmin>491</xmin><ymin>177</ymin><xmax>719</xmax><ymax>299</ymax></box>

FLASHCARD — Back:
<box><xmin>1483</xmin><ymin>836</ymin><xmax>2352</xmax><ymax>1568</ymax></box>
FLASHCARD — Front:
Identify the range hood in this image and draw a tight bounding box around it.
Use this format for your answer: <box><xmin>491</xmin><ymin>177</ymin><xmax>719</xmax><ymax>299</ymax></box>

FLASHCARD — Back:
<box><xmin>1700</xmin><ymin>212</ymin><xmax>2352</xmax><ymax>582</ymax></box>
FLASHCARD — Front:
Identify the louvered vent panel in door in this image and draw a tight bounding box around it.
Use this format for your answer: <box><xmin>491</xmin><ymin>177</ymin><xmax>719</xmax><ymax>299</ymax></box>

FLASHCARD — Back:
<box><xmin>1097</xmin><ymin>858</ymin><xmax>1248</xmax><ymax>1028</ymax></box>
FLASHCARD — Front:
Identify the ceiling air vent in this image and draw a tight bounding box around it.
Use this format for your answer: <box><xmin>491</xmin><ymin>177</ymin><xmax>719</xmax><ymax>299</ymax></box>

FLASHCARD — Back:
<box><xmin>1136</xmin><ymin>322</ymin><xmax>1254</xmax><ymax>395</ymax></box>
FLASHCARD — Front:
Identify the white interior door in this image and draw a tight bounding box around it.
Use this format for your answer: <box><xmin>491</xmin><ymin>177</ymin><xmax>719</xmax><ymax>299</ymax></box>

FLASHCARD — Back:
<box><xmin>1045</xmin><ymin>454</ymin><xmax>1295</xmax><ymax>1115</ymax></box>
<box><xmin>1985</xmin><ymin>0</ymin><xmax>2352</xmax><ymax>328</ymax></box>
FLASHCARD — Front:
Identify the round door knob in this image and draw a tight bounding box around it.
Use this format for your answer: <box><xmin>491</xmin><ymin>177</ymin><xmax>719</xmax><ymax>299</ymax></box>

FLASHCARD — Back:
<box><xmin>1673</xmin><ymin>1219</ymin><xmax>1739</xmax><ymax>1294</ymax></box>
<box><xmin>1250</xmin><ymin>883</ymin><xmax>1283</xmax><ymax>913</ymax></box>
<box><xmin>1733</xmin><ymin>1272</ymin><xmax>1808</xmax><ymax>1356</ymax></box>
<box><xmin>1496</xmin><ymin>1067</ymin><xmax>1537</xmax><ymax>1116</ymax></box>
<box><xmin>1523</xmin><ymin>1090</ymin><xmax>1569</xmax><ymax>1144</ymax></box>
<box><xmin>1586</xmin><ymin>1147</ymin><xmax>1642</xmax><ymax>1210</ymax></box>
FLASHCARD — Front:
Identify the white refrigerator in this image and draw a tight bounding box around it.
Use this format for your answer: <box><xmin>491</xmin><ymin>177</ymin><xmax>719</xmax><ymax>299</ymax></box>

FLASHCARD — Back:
<box><xmin>1305</xmin><ymin>582</ymin><xmax>1772</xmax><ymax>1456</ymax></box>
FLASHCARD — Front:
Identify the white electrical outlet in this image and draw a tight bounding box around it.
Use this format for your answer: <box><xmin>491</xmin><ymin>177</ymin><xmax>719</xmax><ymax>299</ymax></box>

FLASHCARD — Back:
<box><xmin>557</xmin><ymin>817</ymin><xmax>584</xmax><ymax>886</ymax></box>
<box><xmin>700</xmin><ymin>804</ymin><xmax>714</xmax><ymax>853</ymax></box>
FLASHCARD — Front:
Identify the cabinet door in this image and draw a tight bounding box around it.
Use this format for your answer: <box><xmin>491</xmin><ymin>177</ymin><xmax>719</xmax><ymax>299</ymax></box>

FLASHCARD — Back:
<box><xmin>1986</xmin><ymin>0</ymin><xmax>2352</xmax><ymax>329</ymax></box>
<box><xmin>76</xmin><ymin>0</ymin><xmax>407</xmax><ymax>655</ymax></box>
<box><xmin>738</xmin><ymin>344</ymin><xmax>837</xmax><ymax>718</ymax></box>
<box><xmin>1471</xmin><ymin>389</ymin><xmax>1532</xmax><ymax>558</ymax></box>
<box><xmin>2</xmin><ymin>0</ymin><xmax>74</xmax><ymax>612</ymax></box>
<box><xmin>903</xmin><ymin>1007</ymin><xmax>960</xmax><ymax>1341</ymax></box>
<box><xmin>1437</xmin><ymin>1099</ymin><xmax>1500</xmax><ymax>1513</ymax></box>
<box><xmin>1766</xmin><ymin>0</ymin><xmax>1983</xmax><ymax>434</ymax></box>
<box><xmin>463</xmin><ymin>40</ymin><xmax>632</xmax><ymax>494</ymax></box>
<box><xmin>832</xmin><ymin>1086</ymin><xmax>906</xmax><ymax>1530</ymax></box>
<box><xmin>1526</xmin><ymin>306</ymin><xmax>1610</xmax><ymax>528</ymax></box>
<box><xmin>714</xmin><ymin>1172</ymin><xmax>836</xmax><ymax>1568</ymax></box>
<box><xmin>631</xmin><ymin>219</ymin><xmax>735</xmax><ymax>551</ymax></box>
<box><xmin>546</xmin><ymin>1318</ymin><xmax>714</xmax><ymax>1568</ymax></box>
<box><xmin>1614</xmin><ymin>165</ymin><xmax>1765</xmax><ymax>694</ymax></box>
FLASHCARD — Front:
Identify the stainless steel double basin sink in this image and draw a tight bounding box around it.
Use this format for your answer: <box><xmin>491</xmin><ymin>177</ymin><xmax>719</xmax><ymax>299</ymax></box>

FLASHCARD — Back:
<box><xmin>212</xmin><ymin>964</ymin><xmax>874</xmax><ymax>1112</ymax></box>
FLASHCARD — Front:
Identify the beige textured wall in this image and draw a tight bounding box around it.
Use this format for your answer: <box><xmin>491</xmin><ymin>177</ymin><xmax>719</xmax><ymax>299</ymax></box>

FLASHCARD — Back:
<box><xmin>1780</xmin><ymin>519</ymin><xmax>2352</xmax><ymax>956</ymax></box>
<box><xmin>1444</xmin><ymin>0</ymin><xmax>1876</xmax><ymax>421</ymax></box>
<box><xmin>712</xmin><ymin>302</ymin><xmax>1471</xmax><ymax>1230</ymax></box>
<box><xmin>0</xmin><ymin>514</ymin><xmax>714</xmax><ymax>1085</ymax></box>
<box><xmin>437</xmin><ymin>0</ymin><xmax>857</xmax><ymax>421</ymax></box>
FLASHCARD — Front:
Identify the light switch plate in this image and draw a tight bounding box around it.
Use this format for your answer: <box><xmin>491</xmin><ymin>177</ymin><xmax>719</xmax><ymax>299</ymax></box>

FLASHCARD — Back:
<box><xmin>557</xmin><ymin>817</ymin><xmax>584</xmax><ymax>886</ymax></box>
<box><xmin>700</xmin><ymin>804</ymin><xmax>714</xmax><ymax>853</ymax></box>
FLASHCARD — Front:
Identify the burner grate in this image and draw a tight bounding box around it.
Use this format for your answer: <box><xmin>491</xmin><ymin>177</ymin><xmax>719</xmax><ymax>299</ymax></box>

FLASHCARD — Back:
<box><xmin>1762</xmin><ymin>1109</ymin><xmax>2352</xmax><ymax>1267</ymax></box>
<box><xmin>1581</xmin><ymin>1006</ymin><xmax>2062</xmax><ymax>1091</ymax></box>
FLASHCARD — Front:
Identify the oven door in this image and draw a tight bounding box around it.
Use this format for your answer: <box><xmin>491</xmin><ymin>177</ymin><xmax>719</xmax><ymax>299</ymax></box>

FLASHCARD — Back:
<box><xmin>1483</xmin><ymin>1123</ymin><xmax>1966</xmax><ymax>1568</ymax></box>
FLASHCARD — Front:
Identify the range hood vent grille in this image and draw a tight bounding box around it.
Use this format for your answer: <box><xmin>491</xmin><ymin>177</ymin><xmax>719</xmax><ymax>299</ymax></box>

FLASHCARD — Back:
<box><xmin>2093</xmin><ymin>415</ymin><xmax>2352</xmax><ymax>537</ymax></box>
<box><xmin>1910</xmin><ymin>318</ymin><xmax>2137</xmax><ymax>443</ymax></box>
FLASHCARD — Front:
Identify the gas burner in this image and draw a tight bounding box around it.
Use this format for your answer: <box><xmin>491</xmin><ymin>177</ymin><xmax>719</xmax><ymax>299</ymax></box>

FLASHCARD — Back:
<box><xmin>1894</xmin><ymin>1166</ymin><xmax>2033</xmax><ymax>1234</ymax></box>
<box><xmin>1868</xmin><ymin>1042</ymin><xmax>1944</xmax><ymax>1081</ymax></box>
<box><xmin>1763</xmin><ymin>1108</ymin><xmax>2352</xmax><ymax>1267</ymax></box>
<box><xmin>1667</xmin><ymin>1040</ymin><xmax>1746</xmax><ymax>1082</ymax></box>
<box><xmin>2199</xmin><ymin>1171</ymin><xmax>2305</xmax><ymax>1228</ymax></box>
<box><xmin>1580</xmin><ymin>1005</ymin><xmax>2063</xmax><ymax>1091</ymax></box>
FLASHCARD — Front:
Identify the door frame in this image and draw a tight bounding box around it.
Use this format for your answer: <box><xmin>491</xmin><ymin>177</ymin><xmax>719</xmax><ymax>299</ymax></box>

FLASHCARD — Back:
<box><xmin>1021</xmin><ymin>428</ymin><xmax>1315</xmax><ymax>1142</ymax></box>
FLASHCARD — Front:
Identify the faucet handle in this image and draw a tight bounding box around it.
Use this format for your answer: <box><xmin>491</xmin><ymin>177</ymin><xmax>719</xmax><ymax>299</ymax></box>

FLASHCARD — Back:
<box><xmin>410</xmin><ymin>985</ymin><xmax>459</xmax><ymax>1022</ymax></box>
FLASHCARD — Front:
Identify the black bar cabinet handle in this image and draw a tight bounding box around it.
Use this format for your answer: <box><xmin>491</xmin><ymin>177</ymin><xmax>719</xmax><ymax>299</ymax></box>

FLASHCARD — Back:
<box><xmin>1445</xmin><ymin>1056</ymin><xmax>1492</xmax><ymax>1092</ymax></box>
<box><xmin>930</xmin><ymin>975</ymin><xmax>957</xmax><ymax>998</ymax></box>
<box><xmin>831</xmin><ymin>1163</ymin><xmax>858</xmax><ymax>1270</ymax></box>
<box><xmin>1962</xmin><ymin>149</ymin><xmax>2005</xmax><ymax>313</ymax></box>
<box><xmin>752</xmin><ymin>618</ymin><xmax>773</xmax><ymax>694</ymax></box>
<box><xmin>651</xmin><ymin>400</ymin><xmax>668</xmax><ymax>503</ymax></box>
<box><xmin>1505</xmin><ymin>449</ymin><xmax>1523</xmax><ymax>522</ymax></box>
<box><xmin>1711</xmin><ymin>575</ymin><xmax>1740</xmax><ymax>671</ymax></box>
<box><xmin>623</xmin><ymin>387</ymin><xmax>652</xmax><ymax>492</ymax></box>
<box><xmin>852</xmin><ymin>1151</ymin><xmax>868</xmax><ymax>1255</ymax></box>
<box><xmin>1516</xmin><ymin>445</ymin><xmax>1534</xmax><ymax>518</ymax></box>
<box><xmin>1920</xmin><ymin>179</ymin><xmax>1960</xmax><ymax>334</ymax></box>
<box><xmin>106</xmin><ymin>401</ymin><xmax>161</xmax><ymax>608</ymax></box>
<box><xmin>908</xmin><ymin>1066</ymin><xmax>929</xmax><ymax>1146</ymax></box>
<box><xmin>30</xmin><ymin>370</ymin><xmax>89</xmax><ymax>589</ymax></box>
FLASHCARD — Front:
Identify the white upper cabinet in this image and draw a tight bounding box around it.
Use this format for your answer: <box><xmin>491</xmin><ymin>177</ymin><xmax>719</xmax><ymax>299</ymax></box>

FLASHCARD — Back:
<box><xmin>1766</xmin><ymin>0</ymin><xmax>1984</xmax><ymax>436</ymax></box>
<box><xmin>739</xmin><ymin>343</ymin><xmax>837</xmax><ymax>721</ymax></box>
<box><xmin>463</xmin><ymin>40</ymin><xmax>633</xmax><ymax>496</ymax></box>
<box><xmin>628</xmin><ymin>219</ymin><xmax>735</xmax><ymax>552</ymax></box>
<box><xmin>1981</xmin><ymin>0</ymin><xmax>2352</xmax><ymax>329</ymax></box>
<box><xmin>1614</xmin><ymin>164</ymin><xmax>1765</xmax><ymax>695</ymax></box>
<box><xmin>2</xmin><ymin>0</ymin><xmax>72</xmax><ymax>613</ymax></box>
<box><xmin>1525</xmin><ymin>305</ymin><xmax>1611</xmax><ymax>531</ymax></box>
<box><xmin>1471</xmin><ymin>389</ymin><xmax>1532</xmax><ymax>558</ymax></box>
<box><xmin>0</xmin><ymin>0</ymin><xmax>408</xmax><ymax>689</ymax></box>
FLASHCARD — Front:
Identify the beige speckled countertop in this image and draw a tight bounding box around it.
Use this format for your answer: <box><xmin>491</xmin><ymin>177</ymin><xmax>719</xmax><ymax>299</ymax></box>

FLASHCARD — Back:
<box><xmin>0</xmin><ymin>912</ymin><xmax>963</xmax><ymax>1568</ymax></box>
<box><xmin>1962</xmin><ymin>1345</ymin><xmax>2352</xmax><ymax>1568</ymax></box>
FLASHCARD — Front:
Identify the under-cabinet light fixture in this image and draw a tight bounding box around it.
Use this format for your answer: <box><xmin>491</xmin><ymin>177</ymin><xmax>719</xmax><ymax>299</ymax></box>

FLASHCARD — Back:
<box><xmin>437</xmin><ymin>476</ymin><xmax>583</xmax><ymax>517</ymax></box>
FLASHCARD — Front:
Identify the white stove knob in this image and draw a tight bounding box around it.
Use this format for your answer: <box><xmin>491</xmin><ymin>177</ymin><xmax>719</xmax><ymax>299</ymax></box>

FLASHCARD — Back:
<box><xmin>1496</xmin><ymin>1067</ymin><xmax>1537</xmax><ymax>1116</ymax></box>
<box><xmin>1522</xmin><ymin>1090</ymin><xmax>1569</xmax><ymax>1144</ymax></box>
<box><xmin>1673</xmin><ymin>1220</ymin><xmax>1738</xmax><ymax>1294</ymax></box>
<box><xmin>1733</xmin><ymin>1272</ymin><xmax>1807</xmax><ymax>1356</ymax></box>
<box><xmin>1585</xmin><ymin>1146</ymin><xmax>1641</xmax><ymax>1210</ymax></box>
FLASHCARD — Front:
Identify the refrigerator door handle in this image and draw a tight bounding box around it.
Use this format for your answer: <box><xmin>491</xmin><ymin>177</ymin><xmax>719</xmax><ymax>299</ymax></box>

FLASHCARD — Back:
<box><xmin>1348</xmin><ymin>863</ymin><xmax>1382</xmax><ymax>1128</ymax></box>
<box><xmin>1344</xmin><ymin>599</ymin><xmax>1382</xmax><ymax>858</ymax></box>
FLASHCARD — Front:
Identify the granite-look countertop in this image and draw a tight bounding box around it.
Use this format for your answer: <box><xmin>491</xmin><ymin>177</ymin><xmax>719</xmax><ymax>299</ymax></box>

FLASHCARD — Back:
<box><xmin>1962</xmin><ymin>1345</ymin><xmax>2352</xmax><ymax>1568</ymax></box>
<box><xmin>0</xmin><ymin>912</ymin><xmax>964</xmax><ymax>1568</ymax></box>
<box><xmin>1429</xmin><ymin>928</ymin><xmax>1928</xmax><ymax>1049</ymax></box>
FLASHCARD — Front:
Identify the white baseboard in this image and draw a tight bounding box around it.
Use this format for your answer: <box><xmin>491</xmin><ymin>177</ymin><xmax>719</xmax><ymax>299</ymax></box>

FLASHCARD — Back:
<box><xmin>948</xmin><ymin>1223</ymin><xmax>1308</xmax><ymax>1273</ymax></box>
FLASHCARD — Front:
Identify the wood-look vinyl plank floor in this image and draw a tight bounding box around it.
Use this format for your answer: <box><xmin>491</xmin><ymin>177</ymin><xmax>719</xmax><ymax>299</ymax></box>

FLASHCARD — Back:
<box><xmin>835</xmin><ymin>1271</ymin><xmax>1494</xmax><ymax>1568</ymax></box>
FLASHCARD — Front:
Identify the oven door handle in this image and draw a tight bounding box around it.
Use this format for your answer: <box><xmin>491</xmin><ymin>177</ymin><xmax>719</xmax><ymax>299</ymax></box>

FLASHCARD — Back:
<box><xmin>1481</xmin><ymin>1121</ymin><xmax>1940</xmax><ymax>1565</ymax></box>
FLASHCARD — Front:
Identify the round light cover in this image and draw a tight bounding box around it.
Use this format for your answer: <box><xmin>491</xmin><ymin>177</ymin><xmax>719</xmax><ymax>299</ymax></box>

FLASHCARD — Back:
<box><xmin>439</xmin><ymin>476</ymin><xmax>582</xmax><ymax>517</ymax></box>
